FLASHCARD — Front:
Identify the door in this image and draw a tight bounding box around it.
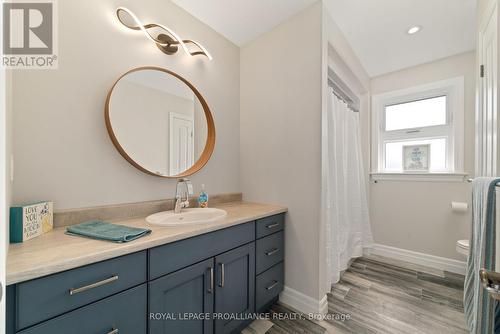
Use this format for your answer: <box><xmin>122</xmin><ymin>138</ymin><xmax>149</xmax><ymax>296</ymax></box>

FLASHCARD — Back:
<box><xmin>215</xmin><ymin>243</ymin><xmax>255</xmax><ymax>334</ymax></box>
<box><xmin>476</xmin><ymin>0</ymin><xmax>498</xmax><ymax>176</ymax></box>
<box><xmin>169</xmin><ymin>112</ymin><xmax>194</xmax><ymax>175</ymax></box>
<box><xmin>149</xmin><ymin>258</ymin><xmax>214</xmax><ymax>334</ymax></box>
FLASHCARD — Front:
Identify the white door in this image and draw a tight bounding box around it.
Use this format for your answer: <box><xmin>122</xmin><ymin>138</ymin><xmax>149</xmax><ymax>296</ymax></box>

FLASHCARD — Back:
<box><xmin>476</xmin><ymin>0</ymin><xmax>498</xmax><ymax>177</ymax></box>
<box><xmin>169</xmin><ymin>112</ymin><xmax>194</xmax><ymax>175</ymax></box>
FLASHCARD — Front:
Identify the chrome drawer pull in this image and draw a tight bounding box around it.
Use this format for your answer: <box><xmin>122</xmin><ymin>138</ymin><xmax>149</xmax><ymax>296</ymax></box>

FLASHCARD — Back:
<box><xmin>107</xmin><ymin>328</ymin><xmax>119</xmax><ymax>334</ymax></box>
<box><xmin>69</xmin><ymin>275</ymin><xmax>119</xmax><ymax>295</ymax></box>
<box><xmin>266</xmin><ymin>248</ymin><xmax>279</xmax><ymax>256</ymax></box>
<box><xmin>208</xmin><ymin>267</ymin><xmax>214</xmax><ymax>293</ymax></box>
<box><xmin>266</xmin><ymin>223</ymin><xmax>279</xmax><ymax>229</ymax></box>
<box><xmin>219</xmin><ymin>263</ymin><xmax>225</xmax><ymax>287</ymax></box>
<box><xmin>266</xmin><ymin>280</ymin><xmax>278</xmax><ymax>291</ymax></box>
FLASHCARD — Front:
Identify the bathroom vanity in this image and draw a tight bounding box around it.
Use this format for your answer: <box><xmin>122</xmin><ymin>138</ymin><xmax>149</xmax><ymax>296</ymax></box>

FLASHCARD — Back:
<box><xmin>6</xmin><ymin>66</ymin><xmax>286</xmax><ymax>334</ymax></box>
<box><xmin>6</xmin><ymin>203</ymin><xmax>286</xmax><ymax>334</ymax></box>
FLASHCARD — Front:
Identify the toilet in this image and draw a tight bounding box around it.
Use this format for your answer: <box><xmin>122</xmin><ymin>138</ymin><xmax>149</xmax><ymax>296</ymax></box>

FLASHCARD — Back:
<box><xmin>456</xmin><ymin>239</ymin><xmax>469</xmax><ymax>258</ymax></box>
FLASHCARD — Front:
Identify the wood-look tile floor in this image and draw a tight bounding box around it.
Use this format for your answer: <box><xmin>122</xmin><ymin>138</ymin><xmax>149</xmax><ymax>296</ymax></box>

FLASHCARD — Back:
<box><xmin>244</xmin><ymin>255</ymin><xmax>468</xmax><ymax>334</ymax></box>
<box><xmin>326</xmin><ymin>255</ymin><xmax>468</xmax><ymax>334</ymax></box>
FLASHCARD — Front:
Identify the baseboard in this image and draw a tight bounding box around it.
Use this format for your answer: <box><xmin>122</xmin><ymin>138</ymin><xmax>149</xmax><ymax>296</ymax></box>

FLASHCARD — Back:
<box><xmin>367</xmin><ymin>243</ymin><xmax>466</xmax><ymax>275</ymax></box>
<box><xmin>319</xmin><ymin>294</ymin><xmax>328</xmax><ymax>314</ymax></box>
<box><xmin>279</xmin><ymin>286</ymin><xmax>328</xmax><ymax>315</ymax></box>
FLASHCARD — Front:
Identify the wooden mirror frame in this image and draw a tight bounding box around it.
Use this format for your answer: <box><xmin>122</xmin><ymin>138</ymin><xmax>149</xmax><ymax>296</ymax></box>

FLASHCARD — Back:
<box><xmin>105</xmin><ymin>66</ymin><xmax>216</xmax><ymax>178</ymax></box>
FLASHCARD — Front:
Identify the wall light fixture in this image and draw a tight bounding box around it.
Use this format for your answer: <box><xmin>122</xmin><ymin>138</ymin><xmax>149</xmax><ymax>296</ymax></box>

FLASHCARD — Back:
<box><xmin>116</xmin><ymin>7</ymin><xmax>212</xmax><ymax>60</ymax></box>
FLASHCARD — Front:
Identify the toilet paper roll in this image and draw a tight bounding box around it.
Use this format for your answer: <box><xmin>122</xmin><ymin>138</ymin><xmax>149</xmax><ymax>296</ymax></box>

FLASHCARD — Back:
<box><xmin>451</xmin><ymin>202</ymin><xmax>468</xmax><ymax>213</ymax></box>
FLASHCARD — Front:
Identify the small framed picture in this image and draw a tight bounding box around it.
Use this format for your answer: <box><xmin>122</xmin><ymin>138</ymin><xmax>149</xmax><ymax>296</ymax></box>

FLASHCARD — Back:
<box><xmin>403</xmin><ymin>144</ymin><xmax>430</xmax><ymax>171</ymax></box>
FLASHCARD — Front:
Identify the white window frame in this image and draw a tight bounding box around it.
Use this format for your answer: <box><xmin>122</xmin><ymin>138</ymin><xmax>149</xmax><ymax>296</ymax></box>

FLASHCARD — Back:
<box><xmin>371</xmin><ymin>77</ymin><xmax>466</xmax><ymax>182</ymax></box>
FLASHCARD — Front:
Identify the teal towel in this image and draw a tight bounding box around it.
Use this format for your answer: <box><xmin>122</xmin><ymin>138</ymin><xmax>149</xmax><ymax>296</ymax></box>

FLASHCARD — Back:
<box><xmin>66</xmin><ymin>220</ymin><xmax>151</xmax><ymax>243</ymax></box>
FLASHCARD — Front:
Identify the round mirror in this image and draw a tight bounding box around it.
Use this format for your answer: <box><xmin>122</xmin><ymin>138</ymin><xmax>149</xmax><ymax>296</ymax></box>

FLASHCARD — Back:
<box><xmin>105</xmin><ymin>67</ymin><xmax>215</xmax><ymax>178</ymax></box>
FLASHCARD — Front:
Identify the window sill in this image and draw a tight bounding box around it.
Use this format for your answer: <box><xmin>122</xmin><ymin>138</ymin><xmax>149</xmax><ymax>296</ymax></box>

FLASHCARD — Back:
<box><xmin>370</xmin><ymin>172</ymin><xmax>469</xmax><ymax>182</ymax></box>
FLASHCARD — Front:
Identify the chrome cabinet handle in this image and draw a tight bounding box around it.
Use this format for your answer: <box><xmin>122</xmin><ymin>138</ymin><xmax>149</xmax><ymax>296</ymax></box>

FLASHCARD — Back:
<box><xmin>266</xmin><ymin>223</ymin><xmax>279</xmax><ymax>229</ymax></box>
<box><xmin>266</xmin><ymin>248</ymin><xmax>279</xmax><ymax>256</ymax></box>
<box><xmin>266</xmin><ymin>280</ymin><xmax>278</xmax><ymax>291</ymax></box>
<box><xmin>480</xmin><ymin>269</ymin><xmax>500</xmax><ymax>300</ymax></box>
<box><xmin>219</xmin><ymin>263</ymin><xmax>225</xmax><ymax>287</ymax></box>
<box><xmin>69</xmin><ymin>275</ymin><xmax>119</xmax><ymax>295</ymax></box>
<box><xmin>208</xmin><ymin>267</ymin><xmax>214</xmax><ymax>293</ymax></box>
<box><xmin>107</xmin><ymin>328</ymin><xmax>119</xmax><ymax>334</ymax></box>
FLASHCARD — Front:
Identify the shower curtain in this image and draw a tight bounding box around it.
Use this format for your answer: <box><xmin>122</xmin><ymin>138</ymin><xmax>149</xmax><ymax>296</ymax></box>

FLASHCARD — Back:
<box><xmin>322</xmin><ymin>87</ymin><xmax>374</xmax><ymax>288</ymax></box>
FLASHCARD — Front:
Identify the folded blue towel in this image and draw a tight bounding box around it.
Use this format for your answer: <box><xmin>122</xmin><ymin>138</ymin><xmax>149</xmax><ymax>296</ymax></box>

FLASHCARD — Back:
<box><xmin>66</xmin><ymin>220</ymin><xmax>151</xmax><ymax>243</ymax></box>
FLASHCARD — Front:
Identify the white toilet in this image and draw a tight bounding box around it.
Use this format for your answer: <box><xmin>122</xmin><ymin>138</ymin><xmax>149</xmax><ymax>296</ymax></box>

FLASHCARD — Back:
<box><xmin>456</xmin><ymin>239</ymin><xmax>469</xmax><ymax>258</ymax></box>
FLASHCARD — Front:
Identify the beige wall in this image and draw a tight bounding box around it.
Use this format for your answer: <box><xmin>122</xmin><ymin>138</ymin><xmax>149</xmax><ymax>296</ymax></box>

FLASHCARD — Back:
<box><xmin>369</xmin><ymin>52</ymin><xmax>475</xmax><ymax>260</ymax></box>
<box><xmin>2</xmin><ymin>61</ymin><xmax>12</xmax><ymax>334</ymax></box>
<box><xmin>241</xmin><ymin>2</ymin><xmax>323</xmax><ymax>301</ymax></box>
<box><xmin>10</xmin><ymin>0</ymin><xmax>240</xmax><ymax>210</ymax></box>
<box><xmin>6</xmin><ymin>73</ymin><xmax>12</xmax><ymax>236</ymax></box>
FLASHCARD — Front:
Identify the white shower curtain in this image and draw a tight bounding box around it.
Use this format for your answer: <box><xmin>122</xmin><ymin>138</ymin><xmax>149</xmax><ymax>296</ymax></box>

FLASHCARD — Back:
<box><xmin>322</xmin><ymin>88</ymin><xmax>374</xmax><ymax>288</ymax></box>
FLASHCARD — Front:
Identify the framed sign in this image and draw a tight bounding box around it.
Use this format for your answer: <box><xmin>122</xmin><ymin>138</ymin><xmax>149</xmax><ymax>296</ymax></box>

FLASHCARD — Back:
<box><xmin>403</xmin><ymin>144</ymin><xmax>430</xmax><ymax>171</ymax></box>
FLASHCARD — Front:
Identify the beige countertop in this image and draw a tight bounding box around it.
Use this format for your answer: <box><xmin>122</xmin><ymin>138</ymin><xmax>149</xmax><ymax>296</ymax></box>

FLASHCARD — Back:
<box><xmin>7</xmin><ymin>201</ymin><xmax>287</xmax><ymax>285</ymax></box>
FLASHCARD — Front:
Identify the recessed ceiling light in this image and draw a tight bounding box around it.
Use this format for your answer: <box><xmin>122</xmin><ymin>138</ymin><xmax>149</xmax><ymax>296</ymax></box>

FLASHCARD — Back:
<box><xmin>407</xmin><ymin>26</ymin><xmax>422</xmax><ymax>35</ymax></box>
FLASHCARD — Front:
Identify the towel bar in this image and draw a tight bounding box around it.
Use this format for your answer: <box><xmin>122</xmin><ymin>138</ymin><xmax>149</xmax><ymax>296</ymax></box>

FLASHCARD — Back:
<box><xmin>480</xmin><ymin>269</ymin><xmax>500</xmax><ymax>301</ymax></box>
<box><xmin>467</xmin><ymin>178</ymin><xmax>500</xmax><ymax>186</ymax></box>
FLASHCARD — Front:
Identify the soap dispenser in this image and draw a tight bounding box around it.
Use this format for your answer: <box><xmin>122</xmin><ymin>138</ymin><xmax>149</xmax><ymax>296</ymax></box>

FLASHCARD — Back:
<box><xmin>198</xmin><ymin>184</ymin><xmax>209</xmax><ymax>208</ymax></box>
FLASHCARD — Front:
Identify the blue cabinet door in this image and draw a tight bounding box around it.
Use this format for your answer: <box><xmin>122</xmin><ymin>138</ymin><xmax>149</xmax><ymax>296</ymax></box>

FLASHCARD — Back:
<box><xmin>149</xmin><ymin>258</ymin><xmax>214</xmax><ymax>334</ymax></box>
<box><xmin>215</xmin><ymin>242</ymin><xmax>255</xmax><ymax>334</ymax></box>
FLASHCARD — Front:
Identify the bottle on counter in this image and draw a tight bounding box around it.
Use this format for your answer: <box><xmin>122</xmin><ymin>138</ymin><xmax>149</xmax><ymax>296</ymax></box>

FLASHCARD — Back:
<box><xmin>198</xmin><ymin>184</ymin><xmax>209</xmax><ymax>208</ymax></box>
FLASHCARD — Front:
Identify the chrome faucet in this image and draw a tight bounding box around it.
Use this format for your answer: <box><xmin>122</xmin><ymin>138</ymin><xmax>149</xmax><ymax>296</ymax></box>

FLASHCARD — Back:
<box><xmin>174</xmin><ymin>178</ymin><xmax>193</xmax><ymax>214</ymax></box>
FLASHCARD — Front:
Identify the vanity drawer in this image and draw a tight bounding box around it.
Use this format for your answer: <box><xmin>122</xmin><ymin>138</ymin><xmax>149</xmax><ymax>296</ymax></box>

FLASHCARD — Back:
<box><xmin>256</xmin><ymin>231</ymin><xmax>284</xmax><ymax>274</ymax></box>
<box><xmin>256</xmin><ymin>214</ymin><xmax>284</xmax><ymax>239</ymax></box>
<box><xmin>149</xmin><ymin>221</ymin><xmax>255</xmax><ymax>280</ymax></box>
<box><xmin>15</xmin><ymin>251</ymin><xmax>147</xmax><ymax>330</ymax></box>
<box><xmin>18</xmin><ymin>284</ymin><xmax>147</xmax><ymax>334</ymax></box>
<box><xmin>256</xmin><ymin>262</ymin><xmax>284</xmax><ymax>312</ymax></box>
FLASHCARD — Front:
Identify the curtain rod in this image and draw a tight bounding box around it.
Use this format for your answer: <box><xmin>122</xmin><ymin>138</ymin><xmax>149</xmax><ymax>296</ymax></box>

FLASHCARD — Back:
<box><xmin>328</xmin><ymin>78</ymin><xmax>359</xmax><ymax>113</ymax></box>
<box><xmin>329</xmin><ymin>87</ymin><xmax>359</xmax><ymax>113</ymax></box>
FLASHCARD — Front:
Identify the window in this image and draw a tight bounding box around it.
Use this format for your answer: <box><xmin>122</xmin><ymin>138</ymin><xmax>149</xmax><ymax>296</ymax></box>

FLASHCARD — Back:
<box><xmin>371</xmin><ymin>77</ymin><xmax>465</xmax><ymax>180</ymax></box>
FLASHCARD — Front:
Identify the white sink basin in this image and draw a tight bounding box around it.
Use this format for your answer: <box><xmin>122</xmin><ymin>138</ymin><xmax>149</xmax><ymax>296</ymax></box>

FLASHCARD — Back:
<box><xmin>146</xmin><ymin>208</ymin><xmax>227</xmax><ymax>227</ymax></box>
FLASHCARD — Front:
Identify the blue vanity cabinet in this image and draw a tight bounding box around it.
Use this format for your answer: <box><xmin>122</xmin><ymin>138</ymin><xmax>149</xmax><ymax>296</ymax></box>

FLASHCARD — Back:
<box><xmin>256</xmin><ymin>231</ymin><xmax>284</xmax><ymax>274</ymax></box>
<box><xmin>254</xmin><ymin>214</ymin><xmax>285</xmax><ymax>313</ymax></box>
<box><xmin>148</xmin><ymin>242</ymin><xmax>256</xmax><ymax>334</ymax></box>
<box><xmin>14</xmin><ymin>251</ymin><xmax>147</xmax><ymax>330</ymax></box>
<box><xmin>256</xmin><ymin>214</ymin><xmax>284</xmax><ymax>239</ymax></box>
<box><xmin>149</xmin><ymin>258</ymin><xmax>215</xmax><ymax>334</ymax></box>
<box><xmin>148</xmin><ymin>222</ymin><xmax>255</xmax><ymax>280</ymax></box>
<box><xmin>7</xmin><ymin>213</ymin><xmax>286</xmax><ymax>334</ymax></box>
<box><xmin>17</xmin><ymin>284</ymin><xmax>147</xmax><ymax>334</ymax></box>
<box><xmin>214</xmin><ymin>243</ymin><xmax>255</xmax><ymax>334</ymax></box>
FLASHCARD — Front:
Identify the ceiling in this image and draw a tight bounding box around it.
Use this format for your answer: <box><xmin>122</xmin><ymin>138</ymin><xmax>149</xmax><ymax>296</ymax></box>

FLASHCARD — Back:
<box><xmin>172</xmin><ymin>0</ymin><xmax>477</xmax><ymax>77</ymax></box>
<box><xmin>171</xmin><ymin>0</ymin><xmax>317</xmax><ymax>46</ymax></box>
<box><xmin>324</xmin><ymin>0</ymin><xmax>477</xmax><ymax>77</ymax></box>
